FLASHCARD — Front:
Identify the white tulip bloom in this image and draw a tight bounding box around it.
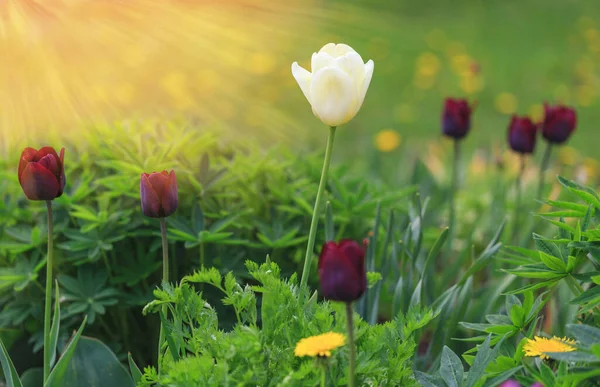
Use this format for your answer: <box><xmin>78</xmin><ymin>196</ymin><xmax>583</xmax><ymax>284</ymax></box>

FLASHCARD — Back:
<box><xmin>291</xmin><ymin>43</ymin><xmax>374</xmax><ymax>127</ymax></box>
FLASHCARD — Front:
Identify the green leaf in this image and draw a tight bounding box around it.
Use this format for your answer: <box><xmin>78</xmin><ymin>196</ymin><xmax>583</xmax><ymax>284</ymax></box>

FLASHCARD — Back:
<box><xmin>465</xmin><ymin>335</ymin><xmax>498</xmax><ymax>387</ymax></box>
<box><xmin>20</xmin><ymin>368</ymin><xmax>43</xmax><ymax>387</ymax></box>
<box><xmin>49</xmin><ymin>282</ymin><xmax>60</xmax><ymax>368</ymax></box>
<box><xmin>0</xmin><ymin>338</ymin><xmax>23</xmax><ymax>387</ymax></box>
<box><xmin>509</xmin><ymin>304</ymin><xmax>525</xmax><ymax>327</ymax></box>
<box><xmin>538</xmin><ymin>251</ymin><xmax>567</xmax><ymax>273</ymax></box>
<box><xmin>57</xmin><ymin>337</ymin><xmax>135</xmax><ymax>387</ymax></box>
<box><xmin>45</xmin><ymin>316</ymin><xmax>87</xmax><ymax>387</ymax></box>
<box><xmin>569</xmin><ymin>286</ymin><xmax>600</xmax><ymax>306</ymax></box>
<box><xmin>159</xmin><ymin>309</ymin><xmax>180</xmax><ymax>362</ymax></box>
<box><xmin>567</xmin><ymin>323</ymin><xmax>600</xmax><ymax>345</ymax></box>
<box><xmin>544</xmin><ymin>351</ymin><xmax>599</xmax><ymax>363</ymax></box>
<box><xmin>503</xmin><ymin>265</ymin><xmax>566</xmax><ymax>279</ymax></box>
<box><xmin>440</xmin><ymin>346</ymin><xmax>464</xmax><ymax>387</ymax></box>
<box><xmin>415</xmin><ymin>371</ymin><xmax>446</xmax><ymax>387</ymax></box>
<box><xmin>127</xmin><ymin>353</ymin><xmax>142</xmax><ymax>384</ymax></box>
<box><xmin>423</xmin><ymin>227</ymin><xmax>449</xmax><ymax>276</ymax></box>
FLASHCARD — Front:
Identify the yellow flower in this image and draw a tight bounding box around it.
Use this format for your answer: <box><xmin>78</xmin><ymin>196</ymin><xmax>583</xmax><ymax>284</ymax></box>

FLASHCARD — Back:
<box><xmin>294</xmin><ymin>332</ymin><xmax>346</xmax><ymax>358</ymax></box>
<box><xmin>523</xmin><ymin>336</ymin><xmax>576</xmax><ymax>360</ymax></box>
<box><xmin>375</xmin><ymin>129</ymin><xmax>401</xmax><ymax>152</ymax></box>
<box><xmin>291</xmin><ymin>43</ymin><xmax>374</xmax><ymax>127</ymax></box>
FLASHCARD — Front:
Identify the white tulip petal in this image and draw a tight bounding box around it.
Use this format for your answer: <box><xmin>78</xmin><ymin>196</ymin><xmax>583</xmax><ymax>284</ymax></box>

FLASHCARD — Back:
<box><xmin>333</xmin><ymin>43</ymin><xmax>355</xmax><ymax>57</ymax></box>
<box><xmin>335</xmin><ymin>51</ymin><xmax>365</xmax><ymax>87</ymax></box>
<box><xmin>291</xmin><ymin>62</ymin><xmax>313</xmax><ymax>104</ymax></box>
<box><xmin>318</xmin><ymin>43</ymin><xmax>337</xmax><ymax>56</ymax></box>
<box><xmin>311</xmin><ymin>52</ymin><xmax>335</xmax><ymax>73</ymax></box>
<box><xmin>358</xmin><ymin>59</ymin><xmax>374</xmax><ymax>107</ymax></box>
<box><xmin>310</xmin><ymin>66</ymin><xmax>358</xmax><ymax>127</ymax></box>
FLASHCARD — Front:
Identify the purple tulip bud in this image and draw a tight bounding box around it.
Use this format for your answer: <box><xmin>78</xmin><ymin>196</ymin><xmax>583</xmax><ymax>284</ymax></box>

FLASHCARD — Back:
<box><xmin>140</xmin><ymin>170</ymin><xmax>178</xmax><ymax>218</ymax></box>
<box><xmin>18</xmin><ymin>147</ymin><xmax>66</xmax><ymax>201</ymax></box>
<box><xmin>441</xmin><ymin>98</ymin><xmax>475</xmax><ymax>140</ymax></box>
<box><xmin>318</xmin><ymin>240</ymin><xmax>366</xmax><ymax>302</ymax></box>
<box><xmin>508</xmin><ymin>115</ymin><xmax>538</xmax><ymax>154</ymax></box>
<box><xmin>541</xmin><ymin>103</ymin><xmax>576</xmax><ymax>144</ymax></box>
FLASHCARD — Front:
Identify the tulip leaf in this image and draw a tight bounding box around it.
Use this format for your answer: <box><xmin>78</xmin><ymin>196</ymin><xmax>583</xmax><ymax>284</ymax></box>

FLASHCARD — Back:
<box><xmin>45</xmin><ymin>316</ymin><xmax>87</xmax><ymax>387</ymax></box>
<box><xmin>0</xmin><ymin>338</ymin><xmax>23</xmax><ymax>387</ymax></box>
<box><xmin>56</xmin><ymin>337</ymin><xmax>135</xmax><ymax>387</ymax></box>
<box><xmin>49</xmin><ymin>282</ymin><xmax>61</xmax><ymax>368</ymax></box>
<box><xmin>127</xmin><ymin>353</ymin><xmax>142</xmax><ymax>384</ymax></box>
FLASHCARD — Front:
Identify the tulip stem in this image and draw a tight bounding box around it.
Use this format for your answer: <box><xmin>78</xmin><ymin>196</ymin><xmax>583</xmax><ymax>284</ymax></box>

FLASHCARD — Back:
<box><xmin>345</xmin><ymin>302</ymin><xmax>356</xmax><ymax>387</ymax></box>
<box><xmin>300</xmin><ymin>126</ymin><xmax>337</xmax><ymax>296</ymax></box>
<box><xmin>537</xmin><ymin>142</ymin><xmax>552</xmax><ymax>200</ymax></box>
<box><xmin>43</xmin><ymin>200</ymin><xmax>53</xmax><ymax>382</ymax></box>
<box><xmin>158</xmin><ymin>218</ymin><xmax>169</xmax><ymax>371</ymax></box>
<box><xmin>449</xmin><ymin>139</ymin><xmax>461</xmax><ymax>250</ymax></box>
<box><xmin>512</xmin><ymin>155</ymin><xmax>526</xmax><ymax>244</ymax></box>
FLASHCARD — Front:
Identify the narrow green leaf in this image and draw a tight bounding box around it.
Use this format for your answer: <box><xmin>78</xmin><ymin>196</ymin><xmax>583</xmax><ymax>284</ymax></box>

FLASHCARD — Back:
<box><xmin>159</xmin><ymin>309</ymin><xmax>180</xmax><ymax>362</ymax></box>
<box><xmin>0</xmin><ymin>338</ymin><xmax>23</xmax><ymax>387</ymax></box>
<box><xmin>45</xmin><ymin>316</ymin><xmax>87</xmax><ymax>387</ymax></box>
<box><xmin>324</xmin><ymin>201</ymin><xmax>334</xmax><ymax>242</ymax></box>
<box><xmin>127</xmin><ymin>353</ymin><xmax>142</xmax><ymax>384</ymax></box>
<box><xmin>423</xmin><ymin>227</ymin><xmax>449</xmax><ymax>277</ymax></box>
<box><xmin>48</xmin><ymin>282</ymin><xmax>61</xmax><ymax>368</ymax></box>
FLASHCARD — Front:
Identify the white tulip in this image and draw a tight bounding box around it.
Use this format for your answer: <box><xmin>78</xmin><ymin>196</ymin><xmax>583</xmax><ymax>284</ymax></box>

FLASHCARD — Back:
<box><xmin>291</xmin><ymin>43</ymin><xmax>374</xmax><ymax>127</ymax></box>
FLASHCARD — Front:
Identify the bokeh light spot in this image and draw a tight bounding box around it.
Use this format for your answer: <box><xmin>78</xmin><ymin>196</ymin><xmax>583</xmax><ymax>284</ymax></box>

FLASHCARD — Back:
<box><xmin>375</xmin><ymin>129</ymin><xmax>402</xmax><ymax>152</ymax></box>
<box><xmin>494</xmin><ymin>92</ymin><xmax>518</xmax><ymax>114</ymax></box>
<box><xmin>528</xmin><ymin>104</ymin><xmax>544</xmax><ymax>123</ymax></box>
<box><xmin>417</xmin><ymin>52</ymin><xmax>441</xmax><ymax>77</ymax></box>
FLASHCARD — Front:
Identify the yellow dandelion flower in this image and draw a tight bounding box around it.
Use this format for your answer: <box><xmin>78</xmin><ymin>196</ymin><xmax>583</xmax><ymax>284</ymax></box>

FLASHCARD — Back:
<box><xmin>294</xmin><ymin>332</ymin><xmax>346</xmax><ymax>358</ymax></box>
<box><xmin>523</xmin><ymin>336</ymin><xmax>576</xmax><ymax>360</ymax></box>
<box><xmin>375</xmin><ymin>129</ymin><xmax>402</xmax><ymax>152</ymax></box>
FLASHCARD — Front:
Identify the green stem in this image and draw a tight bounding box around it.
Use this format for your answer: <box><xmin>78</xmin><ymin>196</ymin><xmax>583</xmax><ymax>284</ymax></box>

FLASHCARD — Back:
<box><xmin>43</xmin><ymin>200</ymin><xmax>54</xmax><ymax>382</ymax></box>
<box><xmin>537</xmin><ymin>142</ymin><xmax>553</xmax><ymax>200</ymax></box>
<box><xmin>158</xmin><ymin>218</ymin><xmax>169</xmax><ymax>371</ymax></box>
<box><xmin>449</xmin><ymin>139</ymin><xmax>461</xmax><ymax>250</ymax></box>
<box><xmin>512</xmin><ymin>155</ymin><xmax>526</xmax><ymax>244</ymax></box>
<box><xmin>345</xmin><ymin>302</ymin><xmax>356</xmax><ymax>387</ymax></box>
<box><xmin>299</xmin><ymin>126</ymin><xmax>337</xmax><ymax>294</ymax></box>
<box><xmin>321</xmin><ymin>364</ymin><xmax>326</xmax><ymax>387</ymax></box>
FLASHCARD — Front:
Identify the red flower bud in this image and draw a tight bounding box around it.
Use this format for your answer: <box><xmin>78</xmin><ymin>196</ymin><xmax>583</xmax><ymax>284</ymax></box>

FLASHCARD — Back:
<box><xmin>541</xmin><ymin>103</ymin><xmax>576</xmax><ymax>144</ymax></box>
<box><xmin>318</xmin><ymin>240</ymin><xmax>366</xmax><ymax>302</ymax></box>
<box><xmin>441</xmin><ymin>98</ymin><xmax>474</xmax><ymax>140</ymax></box>
<box><xmin>18</xmin><ymin>147</ymin><xmax>66</xmax><ymax>201</ymax></box>
<box><xmin>507</xmin><ymin>115</ymin><xmax>538</xmax><ymax>154</ymax></box>
<box><xmin>140</xmin><ymin>170</ymin><xmax>178</xmax><ymax>218</ymax></box>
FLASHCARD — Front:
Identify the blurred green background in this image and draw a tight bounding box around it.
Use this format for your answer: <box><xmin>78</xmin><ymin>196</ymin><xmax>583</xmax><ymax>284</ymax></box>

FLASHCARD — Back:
<box><xmin>1</xmin><ymin>0</ymin><xmax>598</xmax><ymax>166</ymax></box>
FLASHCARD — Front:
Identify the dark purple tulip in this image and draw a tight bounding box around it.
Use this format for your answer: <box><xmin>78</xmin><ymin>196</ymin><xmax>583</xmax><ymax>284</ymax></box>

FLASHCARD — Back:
<box><xmin>541</xmin><ymin>103</ymin><xmax>576</xmax><ymax>144</ymax></box>
<box><xmin>318</xmin><ymin>240</ymin><xmax>366</xmax><ymax>302</ymax></box>
<box><xmin>140</xmin><ymin>170</ymin><xmax>178</xmax><ymax>218</ymax></box>
<box><xmin>441</xmin><ymin>98</ymin><xmax>474</xmax><ymax>140</ymax></box>
<box><xmin>508</xmin><ymin>115</ymin><xmax>538</xmax><ymax>154</ymax></box>
<box><xmin>18</xmin><ymin>147</ymin><xmax>66</xmax><ymax>201</ymax></box>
